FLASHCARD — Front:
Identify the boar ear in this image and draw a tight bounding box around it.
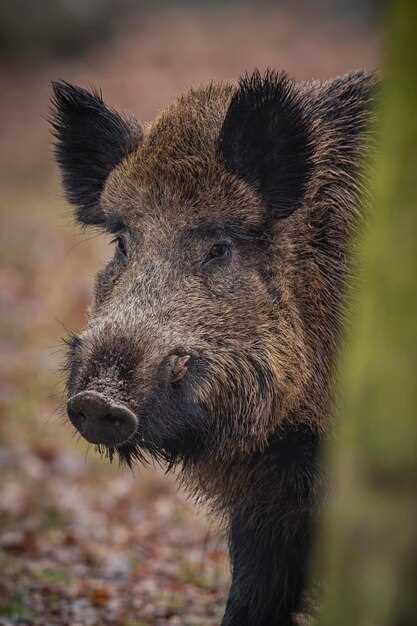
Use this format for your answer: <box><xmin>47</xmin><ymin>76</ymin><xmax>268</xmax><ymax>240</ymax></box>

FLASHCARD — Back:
<box><xmin>218</xmin><ymin>70</ymin><xmax>313</xmax><ymax>218</ymax></box>
<box><xmin>50</xmin><ymin>81</ymin><xmax>143</xmax><ymax>226</ymax></box>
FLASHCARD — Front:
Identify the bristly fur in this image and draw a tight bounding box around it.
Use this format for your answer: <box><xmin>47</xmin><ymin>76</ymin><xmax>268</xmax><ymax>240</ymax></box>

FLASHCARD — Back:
<box><xmin>218</xmin><ymin>69</ymin><xmax>314</xmax><ymax>219</ymax></box>
<box><xmin>51</xmin><ymin>69</ymin><xmax>379</xmax><ymax>626</ymax></box>
<box><xmin>50</xmin><ymin>81</ymin><xmax>143</xmax><ymax>225</ymax></box>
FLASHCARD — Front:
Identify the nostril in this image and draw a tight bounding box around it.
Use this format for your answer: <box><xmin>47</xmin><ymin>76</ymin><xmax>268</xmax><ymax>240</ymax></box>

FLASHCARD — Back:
<box><xmin>103</xmin><ymin>413</ymin><xmax>121</xmax><ymax>427</ymax></box>
<box><xmin>168</xmin><ymin>354</ymin><xmax>191</xmax><ymax>383</ymax></box>
<box><xmin>77</xmin><ymin>411</ymin><xmax>87</xmax><ymax>427</ymax></box>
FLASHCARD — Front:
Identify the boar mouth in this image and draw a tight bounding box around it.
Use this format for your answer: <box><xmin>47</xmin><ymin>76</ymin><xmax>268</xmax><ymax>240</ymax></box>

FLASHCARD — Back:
<box><xmin>66</xmin><ymin>389</ymin><xmax>203</xmax><ymax>468</ymax></box>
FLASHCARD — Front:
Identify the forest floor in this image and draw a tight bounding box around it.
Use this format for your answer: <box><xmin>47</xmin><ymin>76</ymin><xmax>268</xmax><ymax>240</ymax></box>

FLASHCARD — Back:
<box><xmin>0</xmin><ymin>440</ymin><xmax>227</xmax><ymax>626</ymax></box>
<box><xmin>0</xmin><ymin>6</ymin><xmax>377</xmax><ymax>625</ymax></box>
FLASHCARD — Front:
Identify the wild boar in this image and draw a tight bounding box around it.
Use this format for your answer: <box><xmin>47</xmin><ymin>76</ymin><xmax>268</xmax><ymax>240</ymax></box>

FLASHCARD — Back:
<box><xmin>50</xmin><ymin>69</ymin><xmax>376</xmax><ymax>625</ymax></box>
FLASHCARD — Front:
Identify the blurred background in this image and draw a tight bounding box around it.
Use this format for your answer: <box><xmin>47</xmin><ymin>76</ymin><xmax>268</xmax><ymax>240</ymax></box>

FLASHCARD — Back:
<box><xmin>0</xmin><ymin>2</ymin><xmax>380</xmax><ymax>625</ymax></box>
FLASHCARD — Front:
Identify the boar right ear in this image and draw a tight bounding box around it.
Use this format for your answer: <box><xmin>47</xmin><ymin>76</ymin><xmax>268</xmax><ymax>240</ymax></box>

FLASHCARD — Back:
<box><xmin>218</xmin><ymin>70</ymin><xmax>313</xmax><ymax>219</ymax></box>
<box><xmin>50</xmin><ymin>81</ymin><xmax>143</xmax><ymax>226</ymax></box>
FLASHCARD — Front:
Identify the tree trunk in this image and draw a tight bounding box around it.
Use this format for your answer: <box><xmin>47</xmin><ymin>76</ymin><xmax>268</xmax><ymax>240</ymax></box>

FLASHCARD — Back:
<box><xmin>315</xmin><ymin>1</ymin><xmax>417</xmax><ymax>625</ymax></box>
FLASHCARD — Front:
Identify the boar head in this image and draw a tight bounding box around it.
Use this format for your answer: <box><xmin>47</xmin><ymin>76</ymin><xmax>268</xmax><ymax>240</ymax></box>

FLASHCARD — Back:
<box><xmin>51</xmin><ymin>70</ymin><xmax>374</xmax><ymax>468</ymax></box>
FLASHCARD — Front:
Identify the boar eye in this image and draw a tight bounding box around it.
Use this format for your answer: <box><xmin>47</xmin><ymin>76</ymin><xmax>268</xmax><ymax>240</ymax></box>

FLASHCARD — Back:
<box><xmin>111</xmin><ymin>235</ymin><xmax>128</xmax><ymax>262</ymax></box>
<box><xmin>203</xmin><ymin>240</ymin><xmax>232</xmax><ymax>268</ymax></box>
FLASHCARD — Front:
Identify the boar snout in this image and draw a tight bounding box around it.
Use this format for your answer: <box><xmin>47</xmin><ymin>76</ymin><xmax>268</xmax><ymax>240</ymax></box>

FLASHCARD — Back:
<box><xmin>67</xmin><ymin>390</ymin><xmax>138</xmax><ymax>446</ymax></box>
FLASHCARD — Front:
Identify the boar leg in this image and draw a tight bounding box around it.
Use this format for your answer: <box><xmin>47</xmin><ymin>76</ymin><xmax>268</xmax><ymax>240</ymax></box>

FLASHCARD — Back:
<box><xmin>222</xmin><ymin>498</ymin><xmax>313</xmax><ymax>625</ymax></box>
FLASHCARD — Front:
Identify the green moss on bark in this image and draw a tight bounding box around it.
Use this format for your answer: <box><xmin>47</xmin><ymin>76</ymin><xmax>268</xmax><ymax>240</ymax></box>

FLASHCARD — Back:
<box><xmin>316</xmin><ymin>1</ymin><xmax>417</xmax><ymax>625</ymax></box>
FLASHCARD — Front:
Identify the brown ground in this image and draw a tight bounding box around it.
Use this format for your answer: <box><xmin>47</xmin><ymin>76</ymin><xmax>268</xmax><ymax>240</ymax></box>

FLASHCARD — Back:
<box><xmin>0</xmin><ymin>6</ymin><xmax>378</xmax><ymax>625</ymax></box>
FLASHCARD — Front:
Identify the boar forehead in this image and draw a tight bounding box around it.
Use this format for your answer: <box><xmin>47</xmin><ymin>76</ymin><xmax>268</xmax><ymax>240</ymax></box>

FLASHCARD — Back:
<box><xmin>101</xmin><ymin>83</ymin><xmax>265</xmax><ymax>231</ymax></box>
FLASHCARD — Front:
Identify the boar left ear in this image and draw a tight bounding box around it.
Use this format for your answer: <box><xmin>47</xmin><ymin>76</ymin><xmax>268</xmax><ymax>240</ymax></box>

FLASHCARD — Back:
<box><xmin>50</xmin><ymin>81</ymin><xmax>143</xmax><ymax>226</ymax></box>
<box><xmin>218</xmin><ymin>69</ymin><xmax>313</xmax><ymax>218</ymax></box>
